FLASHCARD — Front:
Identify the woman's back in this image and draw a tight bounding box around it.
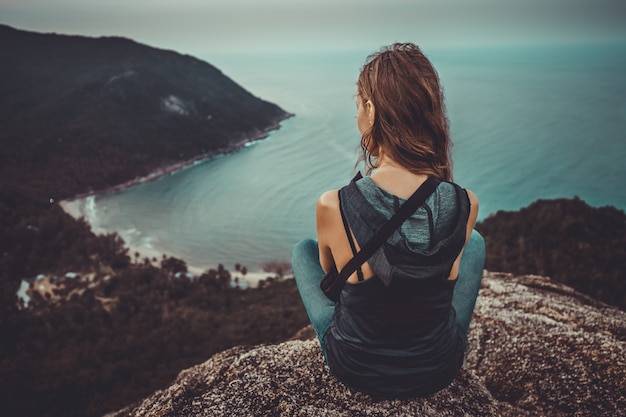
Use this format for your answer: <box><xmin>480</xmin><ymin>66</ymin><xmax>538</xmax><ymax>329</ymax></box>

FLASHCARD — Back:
<box><xmin>323</xmin><ymin>176</ymin><xmax>470</xmax><ymax>397</ymax></box>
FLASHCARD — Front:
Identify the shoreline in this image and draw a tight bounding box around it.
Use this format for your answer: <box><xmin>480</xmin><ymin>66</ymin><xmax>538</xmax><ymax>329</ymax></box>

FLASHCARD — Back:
<box><xmin>58</xmin><ymin>199</ymin><xmax>278</xmax><ymax>281</ymax></box>
<box><xmin>63</xmin><ymin>112</ymin><xmax>294</xmax><ymax>202</ymax></box>
<box><xmin>59</xmin><ymin>113</ymin><xmax>294</xmax><ymax>280</ymax></box>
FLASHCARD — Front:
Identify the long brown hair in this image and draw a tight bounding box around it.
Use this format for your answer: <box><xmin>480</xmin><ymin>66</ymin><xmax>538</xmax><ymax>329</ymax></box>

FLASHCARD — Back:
<box><xmin>357</xmin><ymin>43</ymin><xmax>452</xmax><ymax>181</ymax></box>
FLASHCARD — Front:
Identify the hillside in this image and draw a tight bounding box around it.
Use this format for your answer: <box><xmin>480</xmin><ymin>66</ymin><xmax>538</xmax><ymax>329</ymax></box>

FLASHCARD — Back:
<box><xmin>0</xmin><ymin>23</ymin><xmax>291</xmax><ymax>198</ymax></box>
<box><xmin>0</xmin><ymin>24</ymin><xmax>291</xmax><ymax>299</ymax></box>
<box><xmin>1</xmin><ymin>266</ymin><xmax>310</xmax><ymax>417</ymax></box>
<box><xmin>476</xmin><ymin>197</ymin><xmax>626</xmax><ymax>310</ymax></box>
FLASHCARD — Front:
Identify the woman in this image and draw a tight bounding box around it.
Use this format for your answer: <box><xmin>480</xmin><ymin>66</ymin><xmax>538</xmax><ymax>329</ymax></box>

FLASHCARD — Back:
<box><xmin>291</xmin><ymin>43</ymin><xmax>486</xmax><ymax>398</ymax></box>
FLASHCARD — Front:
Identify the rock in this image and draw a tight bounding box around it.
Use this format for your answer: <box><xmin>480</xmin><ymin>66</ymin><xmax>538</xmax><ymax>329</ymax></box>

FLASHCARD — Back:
<box><xmin>466</xmin><ymin>273</ymin><xmax>626</xmax><ymax>417</ymax></box>
<box><xmin>107</xmin><ymin>341</ymin><xmax>499</xmax><ymax>417</ymax></box>
<box><xmin>109</xmin><ymin>273</ymin><xmax>626</xmax><ymax>417</ymax></box>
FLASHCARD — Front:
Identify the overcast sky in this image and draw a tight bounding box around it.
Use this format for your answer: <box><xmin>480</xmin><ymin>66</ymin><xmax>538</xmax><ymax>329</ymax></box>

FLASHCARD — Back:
<box><xmin>2</xmin><ymin>0</ymin><xmax>625</xmax><ymax>55</ymax></box>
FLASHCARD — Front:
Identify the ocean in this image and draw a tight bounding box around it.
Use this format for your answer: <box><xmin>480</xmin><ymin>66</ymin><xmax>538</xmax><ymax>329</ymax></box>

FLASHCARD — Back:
<box><xmin>64</xmin><ymin>43</ymin><xmax>626</xmax><ymax>273</ymax></box>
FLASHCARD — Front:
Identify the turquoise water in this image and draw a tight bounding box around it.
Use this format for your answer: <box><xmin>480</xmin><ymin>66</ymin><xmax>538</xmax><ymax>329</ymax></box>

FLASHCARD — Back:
<box><xmin>74</xmin><ymin>44</ymin><xmax>626</xmax><ymax>272</ymax></box>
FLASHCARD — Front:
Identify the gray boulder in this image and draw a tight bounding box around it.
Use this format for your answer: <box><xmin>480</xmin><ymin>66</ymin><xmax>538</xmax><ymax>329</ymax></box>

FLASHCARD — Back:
<box><xmin>109</xmin><ymin>273</ymin><xmax>626</xmax><ymax>417</ymax></box>
<box><xmin>466</xmin><ymin>273</ymin><xmax>626</xmax><ymax>417</ymax></box>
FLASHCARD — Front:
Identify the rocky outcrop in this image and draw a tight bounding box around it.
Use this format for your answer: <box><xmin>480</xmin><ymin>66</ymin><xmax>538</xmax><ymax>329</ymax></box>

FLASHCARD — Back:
<box><xmin>466</xmin><ymin>273</ymin><xmax>625</xmax><ymax>417</ymax></box>
<box><xmin>106</xmin><ymin>341</ymin><xmax>499</xmax><ymax>417</ymax></box>
<box><xmin>109</xmin><ymin>272</ymin><xmax>626</xmax><ymax>417</ymax></box>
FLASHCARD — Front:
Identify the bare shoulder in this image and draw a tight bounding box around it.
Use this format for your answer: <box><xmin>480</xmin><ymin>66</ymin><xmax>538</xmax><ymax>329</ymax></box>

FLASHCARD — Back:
<box><xmin>464</xmin><ymin>188</ymin><xmax>479</xmax><ymax>228</ymax></box>
<box><xmin>465</xmin><ymin>188</ymin><xmax>479</xmax><ymax>207</ymax></box>
<box><xmin>316</xmin><ymin>190</ymin><xmax>341</xmax><ymax>231</ymax></box>
<box><xmin>317</xmin><ymin>190</ymin><xmax>339</xmax><ymax>212</ymax></box>
<box><xmin>316</xmin><ymin>190</ymin><xmax>340</xmax><ymax>271</ymax></box>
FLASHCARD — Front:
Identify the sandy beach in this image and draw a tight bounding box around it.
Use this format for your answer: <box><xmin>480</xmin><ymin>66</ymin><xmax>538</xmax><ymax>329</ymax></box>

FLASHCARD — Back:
<box><xmin>58</xmin><ymin>198</ymin><xmax>85</xmax><ymax>222</ymax></box>
<box><xmin>60</xmin><ymin>196</ymin><xmax>189</xmax><ymax>271</ymax></box>
<box><xmin>60</xmin><ymin>191</ymin><xmax>284</xmax><ymax>288</ymax></box>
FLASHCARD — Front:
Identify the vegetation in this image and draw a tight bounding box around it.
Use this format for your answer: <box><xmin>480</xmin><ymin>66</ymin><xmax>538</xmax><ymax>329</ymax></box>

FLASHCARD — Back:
<box><xmin>1</xmin><ymin>261</ymin><xmax>309</xmax><ymax>417</ymax></box>
<box><xmin>0</xmin><ymin>24</ymin><xmax>296</xmax><ymax>417</ymax></box>
<box><xmin>476</xmin><ymin>197</ymin><xmax>626</xmax><ymax>310</ymax></box>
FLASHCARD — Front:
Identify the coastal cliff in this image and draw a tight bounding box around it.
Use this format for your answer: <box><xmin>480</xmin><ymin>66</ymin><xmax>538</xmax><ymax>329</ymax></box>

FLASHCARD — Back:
<box><xmin>109</xmin><ymin>272</ymin><xmax>626</xmax><ymax>417</ymax></box>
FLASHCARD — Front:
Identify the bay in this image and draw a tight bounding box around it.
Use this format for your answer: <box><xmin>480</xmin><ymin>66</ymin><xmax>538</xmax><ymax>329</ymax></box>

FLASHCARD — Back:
<box><xmin>66</xmin><ymin>44</ymin><xmax>626</xmax><ymax>272</ymax></box>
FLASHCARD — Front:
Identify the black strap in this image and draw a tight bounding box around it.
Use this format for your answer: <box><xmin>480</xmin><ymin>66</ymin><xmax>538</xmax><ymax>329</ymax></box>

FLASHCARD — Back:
<box><xmin>335</xmin><ymin>175</ymin><xmax>441</xmax><ymax>285</ymax></box>
<box><xmin>338</xmin><ymin>191</ymin><xmax>364</xmax><ymax>281</ymax></box>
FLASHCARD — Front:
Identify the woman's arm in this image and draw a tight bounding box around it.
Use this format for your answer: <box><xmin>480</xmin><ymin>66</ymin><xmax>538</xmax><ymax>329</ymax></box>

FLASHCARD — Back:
<box><xmin>316</xmin><ymin>189</ymin><xmax>376</xmax><ymax>281</ymax></box>
<box><xmin>448</xmin><ymin>189</ymin><xmax>479</xmax><ymax>280</ymax></box>
<box><xmin>316</xmin><ymin>190</ymin><xmax>340</xmax><ymax>274</ymax></box>
<box><xmin>464</xmin><ymin>189</ymin><xmax>479</xmax><ymax>241</ymax></box>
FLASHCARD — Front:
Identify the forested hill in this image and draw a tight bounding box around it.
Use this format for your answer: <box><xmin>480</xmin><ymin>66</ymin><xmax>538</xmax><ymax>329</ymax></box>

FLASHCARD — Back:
<box><xmin>0</xmin><ymin>24</ymin><xmax>291</xmax><ymax>324</ymax></box>
<box><xmin>0</xmin><ymin>23</ymin><xmax>291</xmax><ymax>199</ymax></box>
<box><xmin>476</xmin><ymin>197</ymin><xmax>626</xmax><ymax>311</ymax></box>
